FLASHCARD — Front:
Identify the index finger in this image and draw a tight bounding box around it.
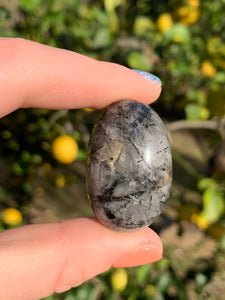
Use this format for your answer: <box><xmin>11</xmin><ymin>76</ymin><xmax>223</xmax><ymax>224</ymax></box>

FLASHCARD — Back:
<box><xmin>0</xmin><ymin>38</ymin><xmax>161</xmax><ymax>117</ymax></box>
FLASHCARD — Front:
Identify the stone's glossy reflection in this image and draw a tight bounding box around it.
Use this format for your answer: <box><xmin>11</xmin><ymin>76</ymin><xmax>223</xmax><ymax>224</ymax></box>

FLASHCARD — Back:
<box><xmin>87</xmin><ymin>100</ymin><xmax>172</xmax><ymax>231</ymax></box>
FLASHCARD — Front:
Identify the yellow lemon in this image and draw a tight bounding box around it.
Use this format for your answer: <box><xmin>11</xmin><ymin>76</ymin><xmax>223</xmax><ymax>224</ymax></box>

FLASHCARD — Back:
<box><xmin>201</xmin><ymin>61</ymin><xmax>216</xmax><ymax>78</ymax></box>
<box><xmin>110</xmin><ymin>268</ymin><xmax>128</xmax><ymax>292</ymax></box>
<box><xmin>2</xmin><ymin>208</ymin><xmax>22</xmax><ymax>226</ymax></box>
<box><xmin>157</xmin><ymin>13</ymin><xmax>173</xmax><ymax>33</ymax></box>
<box><xmin>134</xmin><ymin>16</ymin><xmax>154</xmax><ymax>35</ymax></box>
<box><xmin>176</xmin><ymin>5</ymin><xmax>200</xmax><ymax>25</ymax></box>
<box><xmin>191</xmin><ymin>213</ymin><xmax>209</xmax><ymax>230</ymax></box>
<box><xmin>52</xmin><ymin>135</ymin><xmax>79</xmax><ymax>164</ymax></box>
<box><xmin>188</xmin><ymin>0</ymin><xmax>200</xmax><ymax>7</ymax></box>
<box><xmin>200</xmin><ymin>107</ymin><xmax>210</xmax><ymax>120</ymax></box>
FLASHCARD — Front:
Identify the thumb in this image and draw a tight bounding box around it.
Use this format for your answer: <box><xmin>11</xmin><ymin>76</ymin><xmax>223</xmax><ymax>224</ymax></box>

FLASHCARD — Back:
<box><xmin>0</xmin><ymin>218</ymin><xmax>162</xmax><ymax>300</ymax></box>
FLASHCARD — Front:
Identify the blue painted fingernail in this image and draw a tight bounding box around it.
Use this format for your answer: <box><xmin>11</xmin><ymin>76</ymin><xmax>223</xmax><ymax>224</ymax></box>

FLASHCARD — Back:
<box><xmin>132</xmin><ymin>69</ymin><xmax>162</xmax><ymax>87</ymax></box>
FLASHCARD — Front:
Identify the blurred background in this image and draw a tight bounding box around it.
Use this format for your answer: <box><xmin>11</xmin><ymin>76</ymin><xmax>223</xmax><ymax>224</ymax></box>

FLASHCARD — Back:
<box><xmin>0</xmin><ymin>0</ymin><xmax>225</xmax><ymax>299</ymax></box>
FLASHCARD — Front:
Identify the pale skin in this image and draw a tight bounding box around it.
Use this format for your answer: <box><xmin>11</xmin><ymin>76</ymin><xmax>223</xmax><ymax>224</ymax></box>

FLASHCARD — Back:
<box><xmin>0</xmin><ymin>38</ymin><xmax>162</xmax><ymax>300</ymax></box>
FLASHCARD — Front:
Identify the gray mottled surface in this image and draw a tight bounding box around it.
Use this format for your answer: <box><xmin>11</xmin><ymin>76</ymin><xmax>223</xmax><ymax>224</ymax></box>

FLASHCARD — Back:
<box><xmin>86</xmin><ymin>100</ymin><xmax>172</xmax><ymax>231</ymax></box>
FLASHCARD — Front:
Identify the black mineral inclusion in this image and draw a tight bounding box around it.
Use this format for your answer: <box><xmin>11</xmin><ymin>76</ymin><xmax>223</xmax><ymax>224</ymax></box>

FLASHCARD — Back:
<box><xmin>86</xmin><ymin>100</ymin><xmax>172</xmax><ymax>231</ymax></box>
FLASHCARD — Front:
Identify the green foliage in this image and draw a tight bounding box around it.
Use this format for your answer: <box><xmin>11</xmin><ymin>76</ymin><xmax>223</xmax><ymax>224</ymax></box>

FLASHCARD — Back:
<box><xmin>127</xmin><ymin>51</ymin><xmax>151</xmax><ymax>71</ymax></box>
<box><xmin>0</xmin><ymin>0</ymin><xmax>225</xmax><ymax>299</ymax></box>
<box><xmin>198</xmin><ymin>177</ymin><xmax>225</xmax><ymax>224</ymax></box>
<box><xmin>0</xmin><ymin>0</ymin><xmax>224</xmax><ymax>117</ymax></box>
<box><xmin>165</xmin><ymin>23</ymin><xmax>191</xmax><ymax>44</ymax></box>
<box><xmin>185</xmin><ymin>104</ymin><xmax>210</xmax><ymax>120</ymax></box>
<box><xmin>201</xmin><ymin>187</ymin><xmax>224</xmax><ymax>223</ymax></box>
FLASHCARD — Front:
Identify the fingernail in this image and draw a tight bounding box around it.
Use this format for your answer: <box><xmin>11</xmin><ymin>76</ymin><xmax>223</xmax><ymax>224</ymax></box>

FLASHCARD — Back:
<box><xmin>113</xmin><ymin>244</ymin><xmax>163</xmax><ymax>268</ymax></box>
<box><xmin>132</xmin><ymin>69</ymin><xmax>162</xmax><ymax>87</ymax></box>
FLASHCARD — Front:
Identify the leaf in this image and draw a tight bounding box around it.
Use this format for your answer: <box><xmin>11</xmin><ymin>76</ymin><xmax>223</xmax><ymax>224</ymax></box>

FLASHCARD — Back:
<box><xmin>104</xmin><ymin>0</ymin><xmax>124</xmax><ymax>13</ymax></box>
<box><xmin>165</xmin><ymin>24</ymin><xmax>190</xmax><ymax>44</ymax></box>
<box><xmin>77</xmin><ymin>149</ymin><xmax>87</xmax><ymax>160</ymax></box>
<box><xmin>134</xmin><ymin>16</ymin><xmax>155</xmax><ymax>36</ymax></box>
<box><xmin>136</xmin><ymin>264</ymin><xmax>151</xmax><ymax>283</ymax></box>
<box><xmin>198</xmin><ymin>177</ymin><xmax>216</xmax><ymax>191</ymax></box>
<box><xmin>127</xmin><ymin>51</ymin><xmax>150</xmax><ymax>71</ymax></box>
<box><xmin>157</xmin><ymin>272</ymin><xmax>172</xmax><ymax>293</ymax></box>
<box><xmin>185</xmin><ymin>104</ymin><xmax>202</xmax><ymax>120</ymax></box>
<box><xmin>200</xmin><ymin>188</ymin><xmax>225</xmax><ymax>223</ymax></box>
<box><xmin>92</xmin><ymin>28</ymin><xmax>111</xmax><ymax>48</ymax></box>
<box><xmin>212</xmin><ymin>71</ymin><xmax>225</xmax><ymax>86</ymax></box>
<box><xmin>0</xmin><ymin>223</ymin><xmax>5</xmax><ymax>232</ymax></box>
<box><xmin>185</xmin><ymin>103</ymin><xmax>210</xmax><ymax>120</ymax></box>
<box><xmin>171</xmin><ymin>61</ymin><xmax>191</xmax><ymax>76</ymax></box>
<box><xmin>187</xmin><ymin>89</ymin><xmax>207</xmax><ymax>106</ymax></box>
<box><xmin>195</xmin><ymin>273</ymin><xmax>208</xmax><ymax>289</ymax></box>
<box><xmin>20</xmin><ymin>0</ymin><xmax>43</xmax><ymax>12</ymax></box>
<box><xmin>104</xmin><ymin>0</ymin><xmax>124</xmax><ymax>33</ymax></box>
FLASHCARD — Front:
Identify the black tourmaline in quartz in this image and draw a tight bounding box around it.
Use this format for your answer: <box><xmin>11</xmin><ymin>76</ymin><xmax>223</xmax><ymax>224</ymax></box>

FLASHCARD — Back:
<box><xmin>86</xmin><ymin>100</ymin><xmax>172</xmax><ymax>231</ymax></box>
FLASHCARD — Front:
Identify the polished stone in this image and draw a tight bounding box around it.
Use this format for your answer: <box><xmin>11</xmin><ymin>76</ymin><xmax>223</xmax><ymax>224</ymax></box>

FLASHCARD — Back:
<box><xmin>86</xmin><ymin>100</ymin><xmax>172</xmax><ymax>231</ymax></box>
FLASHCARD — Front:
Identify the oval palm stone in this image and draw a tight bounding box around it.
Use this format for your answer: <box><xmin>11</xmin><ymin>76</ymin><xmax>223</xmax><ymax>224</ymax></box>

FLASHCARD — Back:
<box><xmin>86</xmin><ymin>100</ymin><xmax>172</xmax><ymax>231</ymax></box>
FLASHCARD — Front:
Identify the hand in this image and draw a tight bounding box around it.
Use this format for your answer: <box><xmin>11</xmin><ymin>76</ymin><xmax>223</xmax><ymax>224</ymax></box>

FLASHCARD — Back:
<box><xmin>0</xmin><ymin>38</ymin><xmax>162</xmax><ymax>300</ymax></box>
